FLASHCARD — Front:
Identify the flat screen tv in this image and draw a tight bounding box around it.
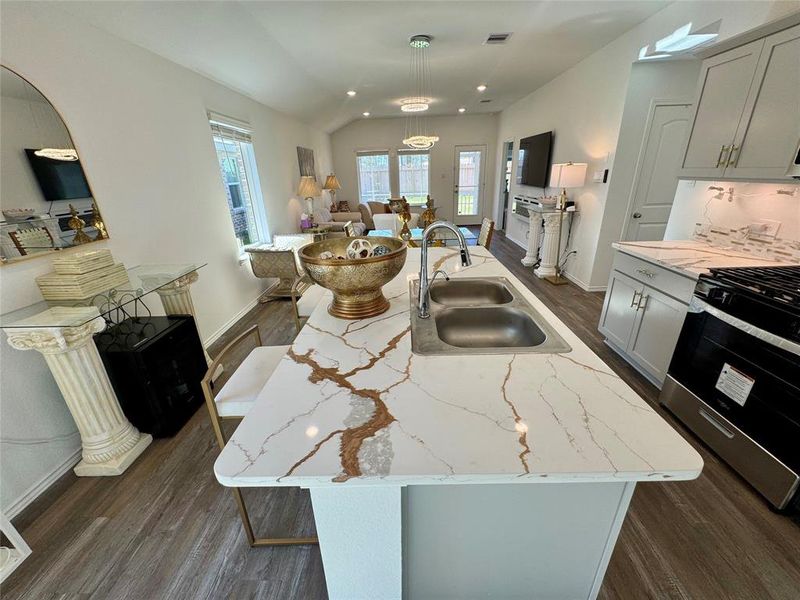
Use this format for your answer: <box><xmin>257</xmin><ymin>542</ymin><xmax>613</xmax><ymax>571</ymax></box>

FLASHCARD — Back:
<box><xmin>25</xmin><ymin>149</ymin><xmax>91</xmax><ymax>201</ymax></box>
<box><xmin>516</xmin><ymin>131</ymin><xmax>552</xmax><ymax>188</ymax></box>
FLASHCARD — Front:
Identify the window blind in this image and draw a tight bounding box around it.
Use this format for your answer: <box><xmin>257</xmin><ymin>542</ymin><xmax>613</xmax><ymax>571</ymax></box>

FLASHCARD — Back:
<box><xmin>207</xmin><ymin>111</ymin><xmax>253</xmax><ymax>143</ymax></box>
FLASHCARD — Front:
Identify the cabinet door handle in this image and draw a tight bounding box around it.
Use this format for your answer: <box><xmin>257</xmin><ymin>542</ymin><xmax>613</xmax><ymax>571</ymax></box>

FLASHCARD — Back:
<box><xmin>635</xmin><ymin>268</ymin><xmax>655</xmax><ymax>278</ymax></box>
<box><xmin>632</xmin><ymin>212</ymin><xmax>642</xmax><ymax>219</ymax></box>
<box><xmin>716</xmin><ymin>145</ymin><xmax>730</xmax><ymax>168</ymax></box>
<box><xmin>637</xmin><ymin>294</ymin><xmax>649</xmax><ymax>311</ymax></box>
<box><xmin>727</xmin><ymin>145</ymin><xmax>739</xmax><ymax>167</ymax></box>
<box><xmin>630</xmin><ymin>290</ymin><xmax>641</xmax><ymax>308</ymax></box>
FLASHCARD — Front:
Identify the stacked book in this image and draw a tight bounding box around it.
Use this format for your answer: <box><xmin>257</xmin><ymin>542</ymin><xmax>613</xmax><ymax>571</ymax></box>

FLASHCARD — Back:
<box><xmin>36</xmin><ymin>249</ymin><xmax>129</xmax><ymax>301</ymax></box>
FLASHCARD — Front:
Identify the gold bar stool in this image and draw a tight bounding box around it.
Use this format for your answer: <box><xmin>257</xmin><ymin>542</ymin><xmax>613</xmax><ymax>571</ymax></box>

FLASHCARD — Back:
<box><xmin>201</xmin><ymin>325</ymin><xmax>318</xmax><ymax>547</ymax></box>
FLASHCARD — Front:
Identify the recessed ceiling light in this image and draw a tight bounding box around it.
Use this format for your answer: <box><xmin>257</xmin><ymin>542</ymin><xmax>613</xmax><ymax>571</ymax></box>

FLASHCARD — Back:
<box><xmin>347</xmin><ymin>90</ymin><xmax>357</xmax><ymax>97</ymax></box>
<box><xmin>458</xmin><ymin>107</ymin><xmax>466</xmax><ymax>113</ymax></box>
<box><xmin>362</xmin><ymin>111</ymin><xmax>370</xmax><ymax>117</ymax></box>
<box><xmin>476</xmin><ymin>84</ymin><xmax>488</xmax><ymax>92</ymax></box>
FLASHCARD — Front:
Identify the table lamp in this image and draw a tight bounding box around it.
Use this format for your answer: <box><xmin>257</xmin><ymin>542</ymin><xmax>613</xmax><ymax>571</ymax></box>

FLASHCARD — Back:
<box><xmin>323</xmin><ymin>174</ymin><xmax>342</xmax><ymax>212</ymax></box>
<box><xmin>546</xmin><ymin>162</ymin><xmax>587</xmax><ymax>285</ymax></box>
<box><xmin>297</xmin><ymin>176</ymin><xmax>321</xmax><ymax>220</ymax></box>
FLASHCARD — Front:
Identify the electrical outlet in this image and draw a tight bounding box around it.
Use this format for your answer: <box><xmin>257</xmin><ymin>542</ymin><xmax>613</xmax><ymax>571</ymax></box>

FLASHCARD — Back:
<box><xmin>747</xmin><ymin>219</ymin><xmax>781</xmax><ymax>240</ymax></box>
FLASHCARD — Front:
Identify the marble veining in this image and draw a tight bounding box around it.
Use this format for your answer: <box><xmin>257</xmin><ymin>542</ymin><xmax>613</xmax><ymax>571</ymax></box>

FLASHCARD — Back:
<box><xmin>612</xmin><ymin>240</ymin><xmax>795</xmax><ymax>279</ymax></box>
<box><xmin>215</xmin><ymin>247</ymin><xmax>703</xmax><ymax>488</ymax></box>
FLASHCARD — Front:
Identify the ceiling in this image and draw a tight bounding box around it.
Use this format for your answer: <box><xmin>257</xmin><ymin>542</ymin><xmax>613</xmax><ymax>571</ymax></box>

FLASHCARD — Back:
<box><xmin>57</xmin><ymin>1</ymin><xmax>670</xmax><ymax>132</ymax></box>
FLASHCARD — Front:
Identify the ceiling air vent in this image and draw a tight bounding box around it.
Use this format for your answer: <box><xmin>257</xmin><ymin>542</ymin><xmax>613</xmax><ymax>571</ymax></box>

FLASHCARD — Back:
<box><xmin>480</xmin><ymin>99</ymin><xmax>492</xmax><ymax>103</ymax></box>
<box><xmin>484</xmin><ymin>33</ymin><xmax>512</xmax><ymax>45</ymax></box>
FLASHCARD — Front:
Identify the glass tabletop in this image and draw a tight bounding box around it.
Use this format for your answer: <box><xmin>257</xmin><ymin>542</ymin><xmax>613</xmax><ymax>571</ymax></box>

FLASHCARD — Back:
<box><xmin>0</xmin><ymin>263</ymin><xmax>206</xmax><ymax>329</ymax></box>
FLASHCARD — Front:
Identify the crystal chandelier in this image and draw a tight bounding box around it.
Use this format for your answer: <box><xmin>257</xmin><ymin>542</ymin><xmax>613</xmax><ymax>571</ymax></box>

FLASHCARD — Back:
<box><xmin>402</xmin><ymin>35</ymin><xmax>439</xmax><ymax>150</ymax></box>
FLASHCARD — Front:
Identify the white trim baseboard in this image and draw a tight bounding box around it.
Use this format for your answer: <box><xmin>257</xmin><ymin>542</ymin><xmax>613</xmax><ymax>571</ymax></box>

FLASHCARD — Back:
<box><xmin>562</xmin><ymin>270</ymin><xmax>607</xmax><ymax>293</ymax></box>
<box><xmin>5</xmin><ymin>447</ymin><xmax>81</xmax><ymax>518</ymax></box>
<box><xmin>202</xmin><ymin>294</ymin><xmax>262</xmax><ymax>349</ymax></box>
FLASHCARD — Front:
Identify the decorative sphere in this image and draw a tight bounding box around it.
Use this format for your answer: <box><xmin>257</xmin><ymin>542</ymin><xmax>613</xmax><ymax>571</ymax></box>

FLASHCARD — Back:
<box><xmin>372</xmin><ymin>245</ymin><xmax>391</xmax><ymax>256</ymax></box>
<box><xmin>346</xmin><ymin>239</ymin><xmax>374</xmax><ymax>259</ymax></box>
<box><xmin>318</xmin><ymin>250</ymin><xmax>335</xmax><ymax>260</ymax></box>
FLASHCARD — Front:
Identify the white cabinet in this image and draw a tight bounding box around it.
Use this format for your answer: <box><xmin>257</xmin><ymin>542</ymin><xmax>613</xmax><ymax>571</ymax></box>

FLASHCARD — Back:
<box><xmin>627</xmin><ymin>287</ymin><xmax>688</xmax><ymax>384</ymax></box>
<box><xmin>728</xmin><ymin>25</ymin><xmax>800</xmax><ymax>179</ymax></box>
<box><xmin>599</xmin><ymin>251</ymin><xmax>693</xmax><ymax>387</ymax></box>
<box><xmin>680</xmin><ymin>23</ymin><xmax>800</xmax><ymax>181</ymax></box>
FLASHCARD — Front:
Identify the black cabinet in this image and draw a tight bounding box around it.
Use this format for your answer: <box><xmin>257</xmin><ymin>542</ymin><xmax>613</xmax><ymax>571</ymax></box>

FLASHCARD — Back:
<box><xmin>95</xmin><ymin>316</ymin><xmax>207</xmax><ymax>437</ymax></box>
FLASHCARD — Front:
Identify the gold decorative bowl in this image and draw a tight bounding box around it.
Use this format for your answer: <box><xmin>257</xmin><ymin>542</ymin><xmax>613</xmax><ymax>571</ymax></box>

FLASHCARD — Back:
<box><xmin>299</xmin><ymin>236</ymin><xmax>407</xmax><ymax>319</ymax></box>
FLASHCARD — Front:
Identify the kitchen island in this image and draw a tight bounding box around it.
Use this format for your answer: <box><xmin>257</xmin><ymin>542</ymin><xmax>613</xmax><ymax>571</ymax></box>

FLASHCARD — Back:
<box><xmin>215</xmin><ymin>245</ymin><xmax>703</xmax><ymax>600</ymax></box>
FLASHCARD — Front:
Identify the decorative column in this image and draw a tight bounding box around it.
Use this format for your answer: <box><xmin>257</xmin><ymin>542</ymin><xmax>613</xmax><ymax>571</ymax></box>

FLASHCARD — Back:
<box><xmin>4</xmin><ymin>308</ymin><xmax>152</xmax><ymax>476</ymax></box>
<box><xmin>153</xmin><ymin>270</ymin><xmax>212</xmax><ymax>364</ymax></box>
<box><xmin>534</xmin><ymin>211</ymin><xmax>566</xmax><ymax>279</ymax></box>
<box><xmin>155</xmin><ymin>271</ymin><xmax>199</xmax><ymax>316</ymax></box>
<box><xmin>521</xmin><ymin>214</ymin><xmax>544</xmax><ymax>267</ymax></box>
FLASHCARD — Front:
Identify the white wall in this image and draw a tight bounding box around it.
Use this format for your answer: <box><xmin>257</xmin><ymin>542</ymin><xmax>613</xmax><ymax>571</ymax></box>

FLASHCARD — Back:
<box><xmin>666</xmin><ymin>180</ymin><xmax>800</xmax><ymax>241</ymax></box>
<box><xmin>0</xmin><ymin>1</ymin><xmax>331</xmax><ymax>515</ymax></box>
<box><xmin>494</xmin><ymin>0</ymin><xmax>800</xmax><ymax>290</ymax></box>
<box><xmin>330</xmin><ymin>114</ymin><xmax>498</xmax><ymax>223</ymax></box>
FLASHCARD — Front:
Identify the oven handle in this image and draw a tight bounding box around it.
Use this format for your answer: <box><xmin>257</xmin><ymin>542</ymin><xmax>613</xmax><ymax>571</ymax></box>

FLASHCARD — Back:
<box><xmin>698</xmin><ymin>408</ymin><xmax>735</xmax><ymax>439</ymax></box>
<box><xmin>689</xmin><ymin>296</ymin><xmax>800</xmax><ymax>358</ymax></box>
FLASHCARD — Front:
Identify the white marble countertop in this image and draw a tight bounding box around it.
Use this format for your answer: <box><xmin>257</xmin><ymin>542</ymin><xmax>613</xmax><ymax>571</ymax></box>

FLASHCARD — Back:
<box><xmin>215</xmin><ymin>246</ymin><xmax>702</xmax><ymax>488</ymax></box>
<box><xmin>612</xmin><ymin>240</ymin><xmax>792</xmax><ymax>279</ymax></box>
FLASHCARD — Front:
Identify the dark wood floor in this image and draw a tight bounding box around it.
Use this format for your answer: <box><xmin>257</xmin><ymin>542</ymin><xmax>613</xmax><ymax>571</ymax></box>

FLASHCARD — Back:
<box><xmin>4</xmin><ymin>230</ymin><xmax>799</xmax><ymax>599</ymax></box>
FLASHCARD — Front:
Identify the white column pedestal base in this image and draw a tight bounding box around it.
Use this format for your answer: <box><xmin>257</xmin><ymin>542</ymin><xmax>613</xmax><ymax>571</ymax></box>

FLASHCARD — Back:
<box><xmin>521</xmin><ymin>214</ymin><xmax>544</xmax><ymax>267</ymax></box>
<box><xmin>74</xmin><ymin>433</ymin><xmax>152</xmax><ymax>476</ymax></box>
<box><xmin>534</xmin><ymin>211</ymin><xmax>567</xmax><ymax>279</ymax></box>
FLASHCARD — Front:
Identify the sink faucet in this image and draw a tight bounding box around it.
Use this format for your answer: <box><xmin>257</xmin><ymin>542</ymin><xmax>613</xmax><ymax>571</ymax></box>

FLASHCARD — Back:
<box><xmin>418</xmin><ymin>221</ymin><xmax>472</xmax><ymax>318</ymax></box>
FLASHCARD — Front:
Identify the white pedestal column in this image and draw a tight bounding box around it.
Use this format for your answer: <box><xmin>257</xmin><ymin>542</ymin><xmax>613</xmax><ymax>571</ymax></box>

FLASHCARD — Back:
<box><xmin>5</xmin><ymin>312</ymin><xmax>152</xmax><ymax>476</ymax></box>
<box><xmin>310</xmin><ymin>486</ymin><xmax>402</xmax><ymax>600</ymax></box>
<box><xmin>534</xmin><ymin>212</ymin><xmax>566</xmax><ymax>279</ymax></box>
<box><xmin>521</xmin><ymin>214</ymin><xmax>544</xmax><ymax>267</ymax></box>
<box><xmin>154</xmin><ymin>271</ymin><xmax>212</xmax><ymax>365</ymax></box>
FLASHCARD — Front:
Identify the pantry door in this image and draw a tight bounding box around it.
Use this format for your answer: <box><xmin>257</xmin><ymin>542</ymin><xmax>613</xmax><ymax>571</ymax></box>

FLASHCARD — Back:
<box><xmin>453</xmin><ymin>145</ymin><xmax>486</xmax><ymax>225</ymax></box>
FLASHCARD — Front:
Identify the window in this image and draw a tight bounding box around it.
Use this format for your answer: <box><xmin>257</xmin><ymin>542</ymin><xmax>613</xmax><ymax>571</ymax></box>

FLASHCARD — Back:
<box><xmin>356</xmin><ymin>151</ymin><xmax>391</xmax><ymax>203</ymax></box>
<box><xmin>398</xmin><ymin>151</ymin><xmax>429</xmax><ymax>205</ymax></box>
<box><xmin>209</xmin><ymin>114</ymin><xmax>268</xmax><ymax>250</ymax></box>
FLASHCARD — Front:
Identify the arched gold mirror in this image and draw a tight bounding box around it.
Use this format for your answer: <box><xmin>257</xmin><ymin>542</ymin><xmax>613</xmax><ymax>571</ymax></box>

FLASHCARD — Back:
<box><xmin>1</xmin><ymin>65</ymin><xmax>107</xmax><ymax>263</ymax></box>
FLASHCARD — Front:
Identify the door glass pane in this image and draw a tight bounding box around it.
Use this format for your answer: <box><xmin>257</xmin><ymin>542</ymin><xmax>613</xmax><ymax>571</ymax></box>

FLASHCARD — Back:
<box><xmin>398</xmin><ymin>152</ymin><xmax>429</xmax><ymax>205</ymax></box>
<box><xmin>357</xmin><ymin>153</ymin><xmax>391</xmax><ymax>203</ymax></box>
<box><xmin>457</xmin><ymin>151</ymin><xmax>481</xmax><ymax>216</ymax></box>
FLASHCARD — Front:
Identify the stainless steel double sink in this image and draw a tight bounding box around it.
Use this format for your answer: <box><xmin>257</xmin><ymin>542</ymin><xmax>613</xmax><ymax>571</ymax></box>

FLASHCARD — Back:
<box><xmin>410</xmin><ymin>277</ymin><xmax>572</xmax><ymax>355</ymax></box>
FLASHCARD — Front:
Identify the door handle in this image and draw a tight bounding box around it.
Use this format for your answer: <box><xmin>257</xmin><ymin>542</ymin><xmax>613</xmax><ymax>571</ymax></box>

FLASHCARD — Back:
<box><xmin>632</xmin><ymin>212</ymin><xmax>642</xmax><ymax>219</ymax></box>
<box><xmin>727</xmin><ymin>145</ymin><xmax>739</xmax><ymax>167</ymax></box>
<box><xmin>716</xmin><ymin>145</ymin><xmax>730</xmax><ymax>168</ymax></box>
<box><xmin>630</xmin><ymin>290</ymin><xmax>641</xmax><ymax>308</ymax></box>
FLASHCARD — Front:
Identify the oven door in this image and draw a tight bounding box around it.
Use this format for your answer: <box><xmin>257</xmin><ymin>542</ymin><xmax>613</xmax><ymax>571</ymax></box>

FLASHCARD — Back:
<box><xmin>663</xmin><ymin>297</ymin><xmax>800</xmax><ymax>508</ymax></box>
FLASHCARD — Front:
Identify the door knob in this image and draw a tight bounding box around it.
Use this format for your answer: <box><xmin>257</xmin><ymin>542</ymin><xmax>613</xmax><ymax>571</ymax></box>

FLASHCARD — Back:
<box><xmin>632</xmin><ymin>212</ymin><xmax>642</xmax><ymax>219</ymax></box>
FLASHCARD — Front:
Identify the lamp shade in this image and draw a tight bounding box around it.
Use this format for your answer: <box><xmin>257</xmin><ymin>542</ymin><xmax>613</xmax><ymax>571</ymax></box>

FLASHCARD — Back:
<box><xmin>550</xmin><ymin>162</ymin><xmax>588</xmax><ymax>189</ymax></box>
<box><xmin>297</xmin><ymin>175</ymin><xmax>321</xmax><ymax>198</ymax></box>
<box><xmin>323</xmin><ymin>174</ymin><xmax>341</xmax><ymax>191</ymax></box>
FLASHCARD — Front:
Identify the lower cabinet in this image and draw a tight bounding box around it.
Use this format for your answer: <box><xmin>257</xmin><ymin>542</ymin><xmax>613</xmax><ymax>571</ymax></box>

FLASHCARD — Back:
<box><xmin>599</xmin><ymin>252</ymin><xmax>692</xmax><ymax>387</ymax></box>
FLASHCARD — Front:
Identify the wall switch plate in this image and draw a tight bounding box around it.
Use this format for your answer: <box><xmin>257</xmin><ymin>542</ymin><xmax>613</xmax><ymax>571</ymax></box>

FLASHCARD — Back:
<box><xmin>592</xmin><ymin>169</ymin><xmax>608</xmax><ymax>183</ymax></box>
<box><xmin>748</xmin><ymin>219</ymin><xmax>781</xmax><ymax>240</ymax></box>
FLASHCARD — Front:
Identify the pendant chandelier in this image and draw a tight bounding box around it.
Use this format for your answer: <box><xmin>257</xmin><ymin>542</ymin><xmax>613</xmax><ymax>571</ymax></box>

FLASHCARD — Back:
<box><xmin>402</xmin><ymin>34</ymin><xmax>439</xmax><ymax>150</ymax></box>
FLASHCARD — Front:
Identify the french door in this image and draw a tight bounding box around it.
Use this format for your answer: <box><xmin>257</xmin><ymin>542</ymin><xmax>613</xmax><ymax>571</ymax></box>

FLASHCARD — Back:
<box><xmin>453</xmin><ymin>145</ymin><xmax>486</xmax><ymax>225</ymax></box>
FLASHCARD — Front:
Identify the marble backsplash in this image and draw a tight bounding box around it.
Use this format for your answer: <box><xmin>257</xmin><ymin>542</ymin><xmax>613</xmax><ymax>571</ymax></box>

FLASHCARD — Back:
<box><xmin>693</xmin><ymin>226</ymin><xmax>800</xmax><ymax>263</ymax></box>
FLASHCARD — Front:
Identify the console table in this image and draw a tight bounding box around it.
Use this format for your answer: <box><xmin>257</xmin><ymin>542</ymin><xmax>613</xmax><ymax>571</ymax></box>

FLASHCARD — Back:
<box><xmin>0</xmin><ymin>263</ymin><xmax>206</xmax><ymax>476</ymax></box>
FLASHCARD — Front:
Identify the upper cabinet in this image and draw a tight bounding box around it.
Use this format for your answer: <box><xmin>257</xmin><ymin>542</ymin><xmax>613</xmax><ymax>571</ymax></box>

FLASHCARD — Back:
<box><xmin>679</xmin><ymin>23</ymin><xmax>800</xmax><ymax>181</ymax></box>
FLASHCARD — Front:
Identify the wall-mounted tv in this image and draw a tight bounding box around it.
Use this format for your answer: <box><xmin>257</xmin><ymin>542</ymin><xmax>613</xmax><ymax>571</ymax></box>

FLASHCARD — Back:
<box><xmin>516</xmin><ymin>131</ymin><xmax>552</xmax><ymax>188</ymax></box>
<box><xmin>25</xmin><ymin>149</ymin><xmax>91</xmax><ymax>201</ymax></box>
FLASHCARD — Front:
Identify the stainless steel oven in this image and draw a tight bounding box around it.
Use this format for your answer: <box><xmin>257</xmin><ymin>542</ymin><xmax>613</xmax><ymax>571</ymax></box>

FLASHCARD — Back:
<box><xmin>660</xmin><ymin>266</ymin><xmax>800</xmax><ymax>510</ymax></box>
